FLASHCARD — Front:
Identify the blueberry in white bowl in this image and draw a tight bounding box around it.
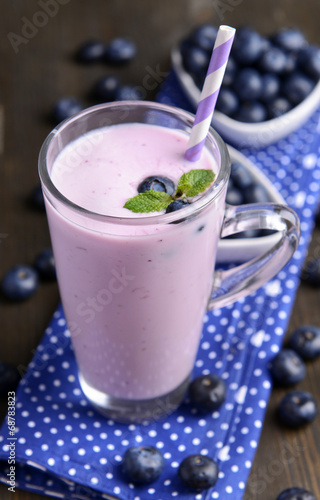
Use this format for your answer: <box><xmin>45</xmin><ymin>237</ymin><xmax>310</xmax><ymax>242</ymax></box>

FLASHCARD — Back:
<box><xmin>172</xmin><ymin>25</ymin><xmax>320</xmax><ymax>147</ymax></box>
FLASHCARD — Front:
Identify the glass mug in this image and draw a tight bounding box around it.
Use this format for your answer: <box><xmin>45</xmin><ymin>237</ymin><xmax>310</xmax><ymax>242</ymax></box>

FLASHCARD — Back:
<box><xmin>39</xmin><ymin>102</ymin><xmax>300</xmax><ymax>422</ymax></box>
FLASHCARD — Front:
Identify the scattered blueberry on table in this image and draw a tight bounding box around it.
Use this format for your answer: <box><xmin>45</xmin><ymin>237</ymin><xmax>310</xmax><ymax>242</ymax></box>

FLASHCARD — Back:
<box><xmin>75</xmin><ymin>39</ymin><xmax>105</xmax><ymax>63</ymax></box>
<box><xmin>1</xmin><ymin>265</ymin><xmax>39</xmax><ymax>301</ymax></box>
<box><xmin>269</xmin><ymin>349</ymin><xmax>306</xmax><ymax>386</ymax></box>
<box><xmin>301</xmin><ymin>257</ymin><xmax>320</xmax><ymax>286</ymax></box>
<box><xmin>276</xmin><ymin>486</ymin><xmax>316</xmax><ymax>500</ymax></box>
<box><xmin>0</xmin><ymin>362</ymin><xmax>20</xmax><ymax>395</ymax></box>
<box><xmin>178</xmin><ymin>454</ymin><xmax>219</xmax><ymax>490</ymax></box>
<box><xmin>53</xmin><ymin>96</ymin><xmax>84</xmax><ymax>124</ymax></box>
<box><xmin>288</xmin><ymin>325</ymin><xmax>320</xmax><ymax>360</ymax></box>
<box><xmin>75</xmin><ymin>36</ymin><xmax>137</xmax><ymax>65</ymax></box>
<box><xmin>278</xmin><ymin>390</ymin><xmax>318</xmax><ymax>427</ymax></box>
<box><xmin>180</xmin><ymin>25</ymin><xmax>320</xmax><ymax>122</ymax></box>
<box><xmin>91</xmin><ymin>75</ymin><xmax>121</xmax><ymax>102</ymax></box>
<box><xmin>188</xmin><ymin>373</ymin><xmax>227</xmax><ymax>412</ymax></box>
<box><xmin>34</xmin><ymin>248</ymin><xmax>56</xmax><ymax>281</ymax></box>
<box><xmin>30</xmin><ymin>184</ymin><xmax>45</xmax><ymax>211</ymax></box>
<box><xmin>122</xmin><ymin>446</ymin><xmax>164</xmax><ymax>484</ymax></box>
<box><xmin>104</xmin><ymin>37</ymin><xmax>137</xmax><ymax>64</ymax></box>
<box><xmin>114</xmin><ymin>85</ymin><xmax>143</xmax><ymax>101</ymax></box>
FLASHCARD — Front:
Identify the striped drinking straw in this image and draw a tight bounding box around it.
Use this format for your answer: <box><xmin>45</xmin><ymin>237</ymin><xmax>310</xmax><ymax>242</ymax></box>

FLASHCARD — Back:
<box><xmin>185</xmin><ymin>25</ymin><xmax>236</xmax><ymax>162</ymax></box>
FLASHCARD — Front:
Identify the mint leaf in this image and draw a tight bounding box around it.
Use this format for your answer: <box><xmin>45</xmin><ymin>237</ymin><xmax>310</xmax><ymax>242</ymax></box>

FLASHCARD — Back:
<box><xmin>124</xmin><ymin>191</ymin><xmax>173</xmax><ymax>213</ymax></box>
<box><xmin>175</xmin><ymin>169</ymin><xmax>215</xmax><ymax>198</ymax></box>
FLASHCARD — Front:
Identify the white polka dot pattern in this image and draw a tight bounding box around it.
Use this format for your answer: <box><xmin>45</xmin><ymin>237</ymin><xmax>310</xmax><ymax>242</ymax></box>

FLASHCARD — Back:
<box><xmin>0</xmin><ymin>72</ymin><xmax>320</xmax><ymax>500</ymax></box>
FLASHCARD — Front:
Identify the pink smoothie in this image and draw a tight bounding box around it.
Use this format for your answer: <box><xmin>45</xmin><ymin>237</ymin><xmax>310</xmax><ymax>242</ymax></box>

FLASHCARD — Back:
<box><xmin>45</xmin><ymin>123</ymin><xmax>225</xmax><ymax>401</ymax></box>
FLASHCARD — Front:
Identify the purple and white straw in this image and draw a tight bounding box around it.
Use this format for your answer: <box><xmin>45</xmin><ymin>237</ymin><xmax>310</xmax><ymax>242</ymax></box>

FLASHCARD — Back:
<box><xmin>185</xmin><ymin>25</ymin><xmax>236</xmax><ymax>162</ymax></box>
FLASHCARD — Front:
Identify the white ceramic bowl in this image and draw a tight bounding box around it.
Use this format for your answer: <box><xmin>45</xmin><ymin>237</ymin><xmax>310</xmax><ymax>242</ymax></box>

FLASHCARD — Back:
<box><xmin>171</xmin><ymin>46</ymin><xmax>320</xmax><ymax>148</ymax></box>
<box><xmin>216</xmin><ymin>145</ymin><xmax>285</xmax><ymax>263</ymax></box>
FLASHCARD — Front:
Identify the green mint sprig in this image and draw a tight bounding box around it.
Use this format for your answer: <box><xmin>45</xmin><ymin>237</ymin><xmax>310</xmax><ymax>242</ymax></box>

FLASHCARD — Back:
<box><xmin>124</xmin><ymin>169</ymin><xmax>215</xmax><ymax>214</ymax></box>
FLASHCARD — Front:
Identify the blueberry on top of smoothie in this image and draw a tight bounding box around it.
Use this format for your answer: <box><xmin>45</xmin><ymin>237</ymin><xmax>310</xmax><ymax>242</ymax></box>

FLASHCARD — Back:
<box><xmin>165</xmin><ymin>199</ymin><xmax>190</xmax><ymax>213</ymax></box>
<box><xmin>138</xmin><ymin>176</ymin><xmax>176</xmax><ymax>196</ymax></box>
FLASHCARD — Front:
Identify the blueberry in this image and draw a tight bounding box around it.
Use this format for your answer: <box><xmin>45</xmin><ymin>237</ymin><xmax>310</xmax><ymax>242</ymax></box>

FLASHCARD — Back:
<box><xmin>273</xmin><ymin>28</ymin><xmax>308</xmax><ymax>52</ymax></box>
<box><xmin>267</xmin><ymin>97</ymin><xmax>292</xmax><ymax>119</ymax></box>
<box><xmin>301</xmin><ymin>257</ymin><xmax>320</xmax><ymax>286</ymax></box>
<box><xmin>1</xmin><ymin>265</ymin><xmax>39</xmax><ymax>301</ymax></box>
<box><xmin>216</xmin><ymin>87</ymin><xmax>239</xmax><ymax>116</ymax></box>
<box><xmin>138</xmin><ymin>176</ymin><xmax>175</xmax><ymax>196</ymax></box>
<box><xmin>234</xmin><ymin>101</ymin><xmax>267</xmax><ymax>123</ymax></box>
<box><xmin>235</xmin><ymin>68</ymin><xmax>263</xmax><ymax>101</ymax></box>
<box><xmin>34</xmin><ymin>248</ymin><xmax>56</xmax><ymax>281</ymax></box>
<box><xmin>165</xmin><ymin>199</ymin><xmax>190</xmax><ymax>213</ymax></box>
<box><xmin>226</xmin><ymin>186</ymin><xmax>244</xmax><ymax>205</ymax></box>
<box><xmin>223</xmin><ymin>56</ymin><xmax>237</xmax><ymax>87</ymax></box>
<box><xmin>30</xmin><ymin>184</ymin><xmax>45</xmax><ymax>211</ymax></box>
<box><xmin>53</xmin><ymin>97</ymin><xmax>84</xmax><ymax>124</ymax></box>
<box><xmin>104</xmin><ymin>37</ymin><xmax>137</xmax><ymax>64</ymax></box>
<box><xmin>258</xmin><ymin>45</ymin><xmax>287</xmax><ymax>73</ymax></box>
<box><xmin>230</xmin><ymin>161</ymin><xmax>254</xmax><ymax>190</ymax></box>
<box><xmin>269</xmin><ymin>349</ymin><xmax>306</xmax><ymax>386</ymax></box>
<box><xmin>122</xmin><ymin>446</ymin><xmax>164</xmax><ymax>484</ymax></box>
<box><xmin>178</xmin><ymin>454</ymin><xmax>219</xmax><ymax>490</ymax></box>
<box><xmin>276</xmin><ymin>487</ymin><xmax>316</xmax><ymax>500</ymax></box>
<box><xmin>92</xmin><ymin>75</ymin><xmax>121</xmax><ymax>102</ymax></box>
<box><xmin>282</xmin><ymin>72</ymin><xmax>315</xmax><ymax>105</ymax></box>
<box><xmin>260</xmin><ymin>73</ymin><xmax>280</xmax><ymax>103</ymax></box>
<box><xmin>75</xmin><ymin>39</ymin><xmax>105</xmax><ymax>63</ymax></box>
<box><xmin>115</xmin><ymin>85</ymin><xmax>143</xmax><ymax>101</ymax></box>
<box><xmin>278</xmin><ymin>390</ymin><xmax>317</xmax><ymax>427</ymax></box>
<box><xmin>0</xmin><ymin>362</ymin><xmax>20</xmax><ymax>395</ymax></box>
<box><xmin>232</xmin><ymin>27</ymin><xmax>264</xmax><ymax>65</ymax></box>
<box><xmin>244</xmin><ymin>183</ymin><xmax>271</xmax><ymax>203</ymax></box>
<box><xmin>181</xmin><ymin>42</ymin><xmax>210</xmax><ymax>80</ymax></box>
<box><xmin>299</xmin><ymin>46</ymin><xmax>320</xmax><ymax>80</ymax></box>
<box><xmin>283</xmin><ymin>52</ymin><xmax>299</xmax><ymax>74</ymax></box>
<box><xmin>288</xmin><ymin>325</ymin><xmax>320</xmax><ymax>360</ymax></box>
<box><xmin>191</xmin><ymin>24</ymin><xmax>218</xmax><ymax>52</ymax></box>
<box><xmin>189</xmin><ymin>374</ymin><xmax>226</xmax><ymax>413</ymax></box>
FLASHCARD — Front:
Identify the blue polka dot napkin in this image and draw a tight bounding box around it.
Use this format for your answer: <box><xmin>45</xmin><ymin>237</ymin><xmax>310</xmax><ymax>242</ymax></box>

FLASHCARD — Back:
<box><xmin>1</xmin><ymin>72</ymin><xmax>320</xmax><ymax>500</ymax></box>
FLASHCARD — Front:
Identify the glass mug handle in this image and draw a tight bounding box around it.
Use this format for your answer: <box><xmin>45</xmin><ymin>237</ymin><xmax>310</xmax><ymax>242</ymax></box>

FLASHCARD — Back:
<box><xmin>208</xmin><ymin>203</ymin><xmax>300</xmax><ymax>310</ymax></box>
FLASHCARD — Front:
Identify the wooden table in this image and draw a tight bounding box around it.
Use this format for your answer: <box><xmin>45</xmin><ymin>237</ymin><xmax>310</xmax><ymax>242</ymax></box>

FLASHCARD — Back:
<box><xmin>1</xmin><ymin>1</ymin><xmax>320</xmax><ymax>499</ymax></box>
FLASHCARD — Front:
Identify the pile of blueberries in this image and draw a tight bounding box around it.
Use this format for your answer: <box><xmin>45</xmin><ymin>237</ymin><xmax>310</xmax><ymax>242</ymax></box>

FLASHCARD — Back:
<box><xmin>53</xmin><ymin>36</ymin><xmax>142</xmax><ymax>124</ymax></box>
<box><xmin>180</xmin><ymin>25</ymin><xmax>320</xmax><ymax>122</ymax></box>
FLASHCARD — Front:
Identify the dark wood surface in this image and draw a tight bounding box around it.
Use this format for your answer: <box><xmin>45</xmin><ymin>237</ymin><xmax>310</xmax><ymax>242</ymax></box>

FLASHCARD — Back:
<box><xmin>1</xmin><ymin>1</ymin><xmax>320</xmax><ymax>499</ymax></box>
